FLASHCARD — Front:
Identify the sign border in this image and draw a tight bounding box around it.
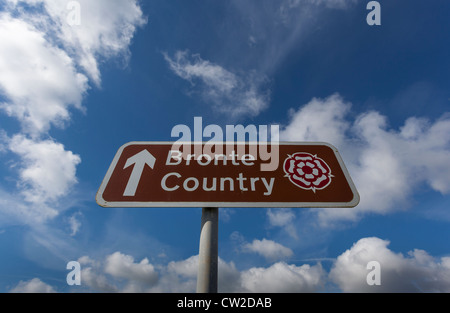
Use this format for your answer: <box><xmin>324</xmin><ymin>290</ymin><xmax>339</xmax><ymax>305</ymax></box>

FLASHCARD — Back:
<box><xmin>96</xmin><ymin>141</ymin><xmax>360</xmax><ymax>208</ymax></box>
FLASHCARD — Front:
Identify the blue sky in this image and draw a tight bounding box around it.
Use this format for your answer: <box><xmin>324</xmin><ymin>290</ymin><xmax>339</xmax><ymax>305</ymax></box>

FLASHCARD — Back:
<box><xmin>0</xmin><ymin>0</ymin><xmax>450</xmax><ymax>293</ymax></box>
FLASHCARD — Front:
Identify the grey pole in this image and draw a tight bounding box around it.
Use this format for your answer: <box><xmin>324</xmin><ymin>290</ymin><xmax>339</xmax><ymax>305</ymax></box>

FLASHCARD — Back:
<box><xmin>196</xmin><ymin>207</ymin><xmax>218</xmax><ymax>293</ymax></box>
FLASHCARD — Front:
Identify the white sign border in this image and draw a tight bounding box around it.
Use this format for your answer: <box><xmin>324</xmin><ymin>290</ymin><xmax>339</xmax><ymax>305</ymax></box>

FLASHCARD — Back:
<box><xmin>96</xmin><ymin>141</ymin><xmax>360</xmax><ymax>208</ymax></box>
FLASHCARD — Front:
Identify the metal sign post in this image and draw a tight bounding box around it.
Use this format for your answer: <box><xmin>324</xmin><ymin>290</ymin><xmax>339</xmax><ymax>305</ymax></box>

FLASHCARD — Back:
<box><xmin>196</xmin><ymin>207</ymin><xmax>218</xmax><ymax>293</ymax></box>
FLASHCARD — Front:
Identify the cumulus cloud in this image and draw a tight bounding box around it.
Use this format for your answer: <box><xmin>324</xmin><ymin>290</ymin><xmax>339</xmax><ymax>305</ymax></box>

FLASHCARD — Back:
<box><xmin>77</xmin><ymin>252</ymin><xmax>192</xmax><ymax>293</ymax></box>
<box><xmin>0</xmin><ymin>12</ymin><xmax>88</xmax><ymax>136</ymax></box>
<box><xmin>241</xmin><ymin>262</ymin><xmax>325</xmax><ymax>293</ymax></box>
<box><xmin>329</xmin><ymin>237</ymin><xmax>450</xmax><ymax>292</ymax></box>
<box><xmin>281</xmin><ymin>94</ymin><xmax>351</xmax><ymax>148</ymax></box>
<box><xmin>10</xmin><ymin>278</ymin><xmax>56</xmax><ymax>293</ymax></box>
<box><xmin>280</xmin><ymin>93</ymin><xmax>450</xmax><ymax>223</ymax></box>
<box><xmin>77</xmin><ymin>256</ymin><xmax>118</xmax><ymax>292</ymax></box>
<box><xmin>5</xmin><ymin>0</ymin><xmax>147</xmax><ymax>86</ymax></box>
<box><xmin>167</xmin><ymin>255</ymin><xmax>199</xmax><ymax>279</ymax></box>
<box><xmin>80</xmin><ymin>252</ymin><xmax>160</xmax><ymax>293</ymax></box>
<box><xmin>16</xmin><ymin>236</ymin><xmax>450</xmax><ymax>293</ymax></box>
<box><xmin>105</xmin><ymin>252</ymin><xmax>159</xmax><ymax>287</ymax></box>
<box><xmin>267</xmin><ymin>208</ymin><xmax>298</xmax><ymax>239</ymax></box>
<box><xmin>160</xmin><ymin>255</ymin><xmax>205</xmax><ymax>292</ymax></box>
<box><xmin>63</xmin><ymin>251</ymin><xmax>323</xmax><ymax>293</ymax></box>
<box><xmin>164</xmin><ymin>51</ymin><xmax>270</xmax><ymax>118</ymax></box>
<box><xmin>0</xmin><ymin>0</ymin><xmax>146</xmax><ymax>224</ymax></box>
<box><xmin>0</xmin><ymin>135</ymin><xmax>81</xmax><ymax>224</ymax></box>
<box><xmin>0</xmin><ymin>0</ymin><xmax>146</xmax><ymax>135</ymax></box>
<box><xmin>78</xmin><ymin>254</ymin><xmax>131</xmax><ymax>293</ymax></box>
<box><xmin>242</xmin><ymin>238</ymin><xmax>294</xmax><ymax>261</ymax></box>
<box><xmin>8</xmin><ymin>135</ymin><xmax>81</xmax><ymax>204</ymax></box>
<box><xmin>88</xmin><ymin>242</ymin><xmax>449</xmax><ymax>293</ymax></box>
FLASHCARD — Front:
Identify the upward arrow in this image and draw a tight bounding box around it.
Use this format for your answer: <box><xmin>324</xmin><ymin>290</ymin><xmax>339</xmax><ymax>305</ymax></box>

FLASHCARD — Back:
<box><xmin>123</xmin><ymin>149</ymin><xmax>156</xmax><ymax>197</ymax></box>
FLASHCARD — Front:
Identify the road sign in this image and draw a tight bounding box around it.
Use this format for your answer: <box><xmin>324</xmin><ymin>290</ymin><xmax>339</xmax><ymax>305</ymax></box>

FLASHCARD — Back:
<box><xmin>96</xmin><ymin>142</ymin><xmax>359</xmax><ymax>208</ymax></box>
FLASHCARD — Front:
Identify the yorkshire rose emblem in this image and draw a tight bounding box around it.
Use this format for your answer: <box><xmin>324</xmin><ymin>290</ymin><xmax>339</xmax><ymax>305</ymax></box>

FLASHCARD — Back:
<box><xmin>283</xmin><ymin>153</ymin><xmax>333</xmax><ymax>192</ymax></box>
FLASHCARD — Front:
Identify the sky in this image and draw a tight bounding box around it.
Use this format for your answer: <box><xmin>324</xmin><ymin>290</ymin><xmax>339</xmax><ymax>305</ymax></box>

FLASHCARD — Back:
<box><xmin>0</xmin><ymin>0</ymin><xmax>449</xmax><ymax>293</ymax></box>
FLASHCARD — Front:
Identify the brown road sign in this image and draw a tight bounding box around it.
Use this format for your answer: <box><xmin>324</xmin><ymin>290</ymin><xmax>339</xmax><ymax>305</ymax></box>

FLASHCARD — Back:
<box><xmin>96</xmin><ymin>142</ymin><xmax>359</xmax><ymax>208</ymax></box>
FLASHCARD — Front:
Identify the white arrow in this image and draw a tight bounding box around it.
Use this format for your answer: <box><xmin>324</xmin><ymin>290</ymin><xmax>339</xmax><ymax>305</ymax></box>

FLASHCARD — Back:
<box><xmin>123</xmin><ymin>149</ymin><xmax>156</xmax><ymax>197</ymax></box>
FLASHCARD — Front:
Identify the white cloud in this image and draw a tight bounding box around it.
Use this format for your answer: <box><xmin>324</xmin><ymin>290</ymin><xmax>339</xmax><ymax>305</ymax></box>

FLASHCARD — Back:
<box><xmin>151</xmin><ymin>255</ymin><xmax>240</xmax><ymax>293</ymax></box>
<box><xmin>242</xmin><ymin>238</ymin><xmax>294</xmax><ymax>261</ymax></box>
<box><xmin>329</xmin><ymin>237</ymin><xmax>450</xmax><ymax>292</ymax></box>
<box><xmin>267</xmin><ymin>208</ymin><xmax>295</xmax><ymax>227</ymax></box>
<box><xmin>0</xmin><ymin>0</ymin><xmax>146</xmax><ymax>224</ymax></box>
<box><xmin>158</xmin><ymin>255</ymin><xmax>202</xmax><ymax>292</ymax></box>
<box><xmin>280</xmin><ymin>93</ymin><xmax>450</xmax><ymax>224</ymax></box>
<box><xmin>241</xmin><ymin>262</ymin><xmax>325</xmax><ymax>293</ymax></box>
<box><xmin>0</xmin><ymin>188</ymin><xmax>54</xmax><ymax>225</ymax></box>
<box><xmin>78</xmin><ymin>255</ymin><xmax>124</xmax><ymax>293</ymax></box>
<box><xmin>45</xmin><ymin>0</ymin><xmax>146</xmax><ymax>84</ymax></box>
<box><xmin>0</xmin><ymin>0</ymin><xmax>146</xmax><ymax>135</ymax></box>
<box><xmin>162</xmin><ymin>1</ymin><xmax>360</xmax><ymax>119</ymax></box>
<box><xmin>78</xmin><ymin>252</ymin><xmax>160</xmax><ymax>293</ymax></box>
<box><xmin>167</xmin><ymin>255</ymin><xmax>199</xmax><ymax>279</ymax></box>
<box><xmin>164</xmin><ymin>51</ymin><xmax>270</xmax><ymax>118</ymax></box>
<box><xmin>8</xmin><ymin>135</ymin><xmax>81</xmax><ymax>205</ymax></box>
<box><xmin>80</xmin><ymin>267</ymin><xmax>119</xmax><ymax>293</ymax></box>
<box><xmin>217</xmin><ymin>258</ymin><xmax>242</xmax><ymax>293</ymax></box>
<box><xmin>68</xmin><ymin>212</ymin><xmax>82</xmax><ymax>236</ymax></box>
<box><xmin>267</xmin><ymin>208</ymin><xmax>298</xmax><ymax>239</ymax></box>
<box><xmin>19</xmin><ymin>236</ymin><xmax>450</xmax><ymax>293</ymax></box>
<box><xmin>281</xmin><ymin>94</ymin><xmax>351</xmax><ymax>148</ymax></box>
<box><xmin>0</xmin><ymin>135</ymin><xmax>81</xmax><ymax>225</ymax></box>
<box><xmin>10</xmin><ymin>278</ymin><xmax>56</xmax><ymax>293</ymax></box>
<box><xmin>69</xmin><ymin>251</ymin><xmax>322</xmax><ymax>293</ymax></box>
<box><xmin>104</xmin><ymin>252</ymin><xmax>159</xmax><ymax>286</ymax></box>
<box><xmin>0</xmin><ymin>13</ymin><xmax>88</xmax><ymax>136</ymax></box>
<box><xmin>5</xmin><ymin>0</ymin><xmax>147</xmax><ymax>86</ymax></box>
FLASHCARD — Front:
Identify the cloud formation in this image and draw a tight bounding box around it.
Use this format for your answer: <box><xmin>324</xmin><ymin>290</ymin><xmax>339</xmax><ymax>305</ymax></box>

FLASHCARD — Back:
<box><xmin>13</xmin><ymin>236</ymin><xmax>450</xmax><ymax>293</ymax></box>
<box><xmin>280</xmin><ymin>93</ymin><xmax>450</xmax><ymax>224</ymax></box>
<box><xmin>240</xmin><ymin>262</ymin><xmax>325</xmax><ymax>293</ymax></box>
<box><xmin>0</xmin><ymin>135</ymin><xmax>82</xmax><ymax>224</ymax></box>
<box><xmin>230</xmin><ymin>0</ymin><xmax>359</xmax><ymax>74</ymax></box>
<box><xmin>0</xmin><ymin>0</ymin><xmax>146</xmax><ymax>224</ymax></box>
<box><xmin>242</xmin><ymin>238</ymin><xmax>294</xmax><ymax>261</ymax></box>
<box><xmin>0</xmin><ymin>12</ymin><xmax>88</xmax><ymax>136</ymax></box>
<box><xmin>105</xmin><ymin>252</ymin><xmax>159</xmax><ymax>287</ymax></box>
<box><xmin>74</xmin><ymin>251</ymin><xmax>325</xmax><ymax>293</ymax></box>
<box><xmin>330</xmin><ymin>237</ymin><xmax>450</xmax><ymax>292</ymax></box>
<box><xmin>1</xmin><ymin>0</ymin><xmax>146</xmax><ymax>136</ymax></box>
<box><xmin>164</xmin><ymin>51</ymin><xmax>270</xmax><ymax>118</ymax></box>
<box><xmin>10</xmin><ymin>278</ymin><xmax>56</xmax><ymax>293</ymax></box>
<box><xmin>267</xmin><ymin>208</ymin><xmax>298</xmax><ymax>239</ymax></box>
<box><xmin>8</xmin><ymin>135</ymin><xmax>81</xmax><ymax>205</ymax></box>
